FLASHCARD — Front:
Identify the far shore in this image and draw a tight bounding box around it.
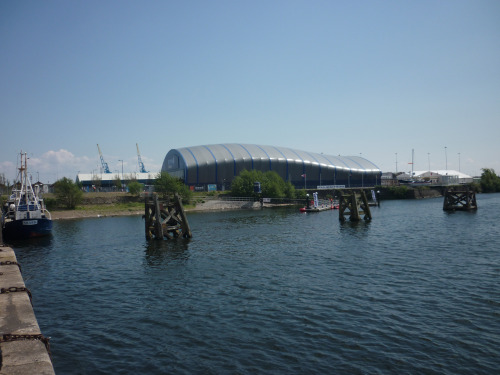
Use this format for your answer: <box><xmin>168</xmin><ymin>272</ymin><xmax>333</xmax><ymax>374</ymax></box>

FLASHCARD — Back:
<box><xmin>49</xmin><ymin>199</ymin><xmax>265</xmax><ymax>220</ymax></box>
<box><xmin>50</xmin><ymin>209</ymin><xmax>144</xmax><ymax>220</ymax></box>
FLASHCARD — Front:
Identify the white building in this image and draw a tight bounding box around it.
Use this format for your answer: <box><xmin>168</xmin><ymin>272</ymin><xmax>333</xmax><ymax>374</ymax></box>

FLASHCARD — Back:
<box><xmin>76</xmin><ymin>172</ymin><xmax>158</xmax><ymax>191</ymax></box>
<box><xmin>411</xmin><ymin>170</ymin><xmax>473</xmax><ymax>185</ymax></box>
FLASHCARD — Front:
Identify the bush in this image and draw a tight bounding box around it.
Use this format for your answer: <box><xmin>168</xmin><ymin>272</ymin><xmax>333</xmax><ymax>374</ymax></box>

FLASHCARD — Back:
<box><xmin>154</xmin><ymin>172</ymin><xmax>193</xmax><ymax>203</ymax></box>
<box><xmin>295</xmin><ymin>189</ymin><xmax>308</xmax><ymax>199</ymax></box>
<box><xmin>388</xmin><ymin>185</ymin><xmax>409</xmax><ymax>199</ymax></box>
<box><xmin>54</xmin><ymin>177</ymin><xmax>83</xmax><ymax>209</ymax></box>
<box><xmin>231</xmin><ymin>170</ymin><xmax>296</xmax><ymax>198</ymax></box>
<box><xmin>127</xmin><ymin>181</ymin><xmax>143</xmax><ymax>196</ymax></box>
<box><xmin>480</xmin><ymin>168</ymin><xmax>500</xmax><ymax>193</ymax></box>
<box><xmin>43</xmin><ymin>197</ymin><xmax>57</xmax><ymax>210</ymax></box>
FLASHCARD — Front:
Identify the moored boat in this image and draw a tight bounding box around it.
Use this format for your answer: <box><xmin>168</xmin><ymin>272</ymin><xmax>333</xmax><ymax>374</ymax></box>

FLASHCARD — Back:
<box><xmin>1</xmin><ymin>152</ymin><xmax>52</xmax><ymax>239</ymax></box>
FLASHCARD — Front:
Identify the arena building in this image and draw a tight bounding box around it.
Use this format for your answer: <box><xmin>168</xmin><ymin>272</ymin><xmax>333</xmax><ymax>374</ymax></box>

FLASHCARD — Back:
<box><xmin>162</xmin><ymin>144</ymin><xmax>382</xmax><ymax>191</ymax></box>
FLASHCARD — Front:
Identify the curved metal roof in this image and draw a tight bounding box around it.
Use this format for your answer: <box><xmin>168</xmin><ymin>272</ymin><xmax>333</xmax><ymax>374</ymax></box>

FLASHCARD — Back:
<box><xmin>165</xmin><ymin>143</ymin><xmax>381</xmax><ymax>172</ymax></box>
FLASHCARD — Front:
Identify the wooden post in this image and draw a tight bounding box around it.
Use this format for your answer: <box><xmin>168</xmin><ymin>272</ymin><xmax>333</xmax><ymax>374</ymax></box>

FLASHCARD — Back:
<box><xmin>175</xmin><ymin>193</ymin><xmax>192</xmax><ymax>238</ymax></box>
<box><xmin>144</xmin><ymin>193</ymin><xmax>192</xmax><ymax>240</ymax></box>
<box><xmin>443</xmin><ymin>187</ymin><xmax>477</xmax><ymax>211</ymax></box>
<box><xmin>359</xmin><ymin>190</ymin><xmax>372</xmax><ymax>220</ymax></box>
<box><xmin>145</xmin><ymin>195</ymin><xmax>153</xmax><ymax>240</ymax></box>
<box><xmin>339</xmin><ymin>189</ymin><xmax>372</xmax><ymax>222</ymax></box>
<box><xmin>153</xmin><ymin>193</ymin><xmax>164</xmax><ymax>239</ymax></box>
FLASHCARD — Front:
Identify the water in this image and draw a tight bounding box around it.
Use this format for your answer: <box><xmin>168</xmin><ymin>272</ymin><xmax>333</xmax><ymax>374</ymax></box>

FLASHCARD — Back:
<box><xmin>10</xmin><ymin>194</ymin><xmax>500</xmax><ymax>374</ymax></box>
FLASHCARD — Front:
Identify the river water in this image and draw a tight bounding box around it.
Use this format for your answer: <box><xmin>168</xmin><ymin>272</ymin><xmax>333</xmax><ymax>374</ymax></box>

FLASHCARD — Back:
<box><xmin>10</xmin><ymin>194</ymin><xmax>500</xmax><ymax>374</ymax></box>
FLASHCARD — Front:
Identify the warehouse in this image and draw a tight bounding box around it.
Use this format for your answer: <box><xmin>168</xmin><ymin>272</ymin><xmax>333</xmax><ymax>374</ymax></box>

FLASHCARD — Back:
<box><xmin>162</xmin><ymin>144</ymin><xmax>382</xmax><ymax>191</ymax></box>
<box><xmin>75</xmin><ymin>172</ymin><xmax>157</xmax><ymax>191</ymax></box>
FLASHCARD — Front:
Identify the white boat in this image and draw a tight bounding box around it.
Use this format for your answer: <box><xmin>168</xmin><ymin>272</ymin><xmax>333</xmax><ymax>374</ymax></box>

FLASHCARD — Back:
<box><xmin>1</xmin><ymin>152</ymin><xmax>52</xmax><ymax>239</ymax></box>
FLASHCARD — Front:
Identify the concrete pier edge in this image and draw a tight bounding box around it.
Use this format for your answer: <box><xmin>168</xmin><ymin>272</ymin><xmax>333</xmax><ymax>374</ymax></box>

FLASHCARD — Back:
<box><xmin>0</xmin><ymin>241</ymin><xmax>55</xmax><ymax>375</ymax></box>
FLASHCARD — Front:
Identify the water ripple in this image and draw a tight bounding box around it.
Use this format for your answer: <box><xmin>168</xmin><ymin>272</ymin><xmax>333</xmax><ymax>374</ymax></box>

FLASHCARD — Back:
<box><xmin>11</xmin><ymin>195</ymin><xmax>500</xmax><ymax>374</ymax></box>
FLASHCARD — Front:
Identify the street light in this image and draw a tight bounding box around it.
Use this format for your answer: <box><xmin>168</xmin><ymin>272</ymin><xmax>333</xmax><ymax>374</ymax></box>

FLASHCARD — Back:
<box><xmin>118</xmin><ymin>160</ymin><xmax>124</xmax><ymax>190</ymax></box>
<box><xmin>427</xmin><ymin>153</ymin><xmax>430</xmax><ymax>171</ymax></box>
<box><xmin>118</xmin><ymin>160</ymin><xmax>123</xmax><ymax>179</ymax></box>
<box><xmin>445</xmin><ymin>146</ymin><xmax>448</xmax><ymax>171</ymax></box>
<box><xmin>458</xmin><ymin>153</ymin><xmax>461</xmax><ymax>172</ymax></box>
<box><xmin>395</xmin><ymin>153</ymin><xmax>398</xmax><ymax>173</ymax></box>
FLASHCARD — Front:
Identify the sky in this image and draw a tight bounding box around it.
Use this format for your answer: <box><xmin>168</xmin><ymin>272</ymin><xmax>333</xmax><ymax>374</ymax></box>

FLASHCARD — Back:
<box><xmin>1</xmin><ymin>0</ymin><xmax>499</xmax><ymax>184</ymax></box>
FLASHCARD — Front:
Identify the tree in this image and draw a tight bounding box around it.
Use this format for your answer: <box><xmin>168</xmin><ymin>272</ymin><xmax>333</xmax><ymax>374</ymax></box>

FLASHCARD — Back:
<box><xmin>231</xmin><ymin>170</ymin><xmax>296</xmax><ymax>198</ymax></box>
<box><xmin>231</xmin><ymin>169</ymin><xmax>262</xmax><ymax>197</ymax></box>
<box><xmin>154</xmin><ymin>172</ymin><xmax>192</xmax><ymax>202</ymax></box>
<box><xmin>127</xmin><ymin>180</ymin><xmax>143</xmax><ymax>196</ymax></box>
<box><xmin>92</xmin><ymin>175</ymin><xmax>101</xmax><ymax>191</ymax></box>
<box><xmin>54</xmin><ymin>177</ymin><xmax>83</xmax><ymax>209</ymax></box>
<box><xmin>113</xmin><ymin>175</ymin><xmax>122</xmax><ymax>191</ymax></box>
<box><xmin>480</xmin><ymin>168</ymin><xmax>500</xmax><ymax>193</ymax></box>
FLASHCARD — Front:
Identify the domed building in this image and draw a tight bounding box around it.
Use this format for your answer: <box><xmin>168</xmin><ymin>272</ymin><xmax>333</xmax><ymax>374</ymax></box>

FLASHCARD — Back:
<box><xmin>162</xmin><ymin>143</ymin><xmax>382</xmax><ymax>191</ymax></box>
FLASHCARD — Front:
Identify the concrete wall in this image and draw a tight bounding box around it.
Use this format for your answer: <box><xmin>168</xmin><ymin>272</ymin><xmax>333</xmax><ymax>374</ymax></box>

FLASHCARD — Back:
<box><xmin>0</xmin><ymin>245</ymin><xmax>54</xmax><ymax>374</ymax></box>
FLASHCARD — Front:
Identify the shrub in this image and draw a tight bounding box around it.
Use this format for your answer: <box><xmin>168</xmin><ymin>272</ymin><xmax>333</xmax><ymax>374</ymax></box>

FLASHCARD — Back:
<box><xmin>127</xmin><ymin>181</ymin><xmax>143</xmax><ymax>196</ymax></box>
<box><xmin>231</xmin><ymin>170</ymin><xmax>296</xmax><ymax>198</ymax></box>
<box><xmin>480</xmin><ymin>168</ymin><xmax>500</xmax><ymax>193</ymax></box>
<box><xmin>154</xmin><ymin>172</ymin><xmax>193</xmax><ymax>203</ymax></box>
<box><xmin>54</xmin><ymin>177</ymin><xmax>83</xmax><ymax>209</ymax></box>
<box><xmin>43</xmin><ymin>197</ymin><xmax>57</xmax><ymax>210</ymax></box>
<box><xmin>388</xmin><ymin>185</ymin><xmax>409</xmax><ymax>199</ymax></box>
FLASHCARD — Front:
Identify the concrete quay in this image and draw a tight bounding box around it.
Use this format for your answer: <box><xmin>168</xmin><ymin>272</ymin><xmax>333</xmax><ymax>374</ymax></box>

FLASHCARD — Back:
<box><xmin>0</xmin><ymin>240</ymin><xmax>55</xmax><ymax>374</ymax></box>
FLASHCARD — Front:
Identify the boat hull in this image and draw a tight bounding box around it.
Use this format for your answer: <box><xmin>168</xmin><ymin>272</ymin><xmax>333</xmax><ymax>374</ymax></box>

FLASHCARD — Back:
<box><xmin>2</xmin><ymin>218</ymin><xmax>52</xmax><ymax>239</ymax></box>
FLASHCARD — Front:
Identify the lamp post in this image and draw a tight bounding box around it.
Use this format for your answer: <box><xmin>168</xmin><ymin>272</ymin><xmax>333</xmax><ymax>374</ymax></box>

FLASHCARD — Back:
<box><xmin>445</xmin><ymin>147</ymin><xmax>448</xmax><ymax>171</ymax></box>
<box><xmin>118</xmin><ymin>160</ymin><xmax>124</xmax><ymax>190</ymax></box>
<box><xmin>118</xmin><ymin>160</ymin><xmax>123</xmax><ymax>179</ymax></box>
<box><xmin>427</xmin><ymin>153</ymin><xmax>430</xmax><ymax>171</ymax></box>
<box><xmin>458</xmin><ymin>152</ymin><xmax>461</xmax><ymax>172</ymax></box>
<box><xmin>395</xmin><ymin>153</ymin><xmax>398</xmax><ymax>173</ymax></box>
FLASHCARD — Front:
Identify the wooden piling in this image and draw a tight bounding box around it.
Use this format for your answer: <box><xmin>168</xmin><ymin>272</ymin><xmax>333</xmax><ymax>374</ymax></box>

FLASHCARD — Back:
<box><xmin>145</xmin><ymin>193</ymin><xmax>192</xmax><ymax>240</ymax></box>
<box><xmin>338</xmin><ymin>189</ymin><xmax>372</xmax><ymax>222</ymax></box>
<box><xmin>443</xmin><ymin>187</ymin><xmax>477</xmax><ymax>211</ymax></box>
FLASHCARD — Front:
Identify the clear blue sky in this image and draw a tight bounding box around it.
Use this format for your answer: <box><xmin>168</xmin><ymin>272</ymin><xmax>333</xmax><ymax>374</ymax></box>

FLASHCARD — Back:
<box><xmin>1</xmin><ymin>0</ymin><xmax>499</xmax><ymax>183</ymax></box>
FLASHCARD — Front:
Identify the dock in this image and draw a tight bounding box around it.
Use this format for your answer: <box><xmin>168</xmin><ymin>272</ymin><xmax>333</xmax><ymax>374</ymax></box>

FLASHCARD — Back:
<box><xmin>0</xmin><ymin>235</ymin><xmax>55</xmax><ymax>374</ymax></box>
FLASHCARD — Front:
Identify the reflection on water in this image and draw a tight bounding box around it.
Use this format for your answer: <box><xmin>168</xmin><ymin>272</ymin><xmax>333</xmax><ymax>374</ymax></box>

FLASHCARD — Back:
<box><xmin>143</xmin><ymin>238</ymin><xmax>191</xmax><ymax>266</ymax></box>
<box><xmin>4</xmin><ymin>234</ymin><xmax>53</xmax><ymax>250</ymax></box>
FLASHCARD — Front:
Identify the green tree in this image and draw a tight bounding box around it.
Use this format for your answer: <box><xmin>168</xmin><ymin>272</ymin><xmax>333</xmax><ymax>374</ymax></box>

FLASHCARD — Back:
<box><xmin>54</xmin><ymin>177</ymin><xmax>83</xmax><ymax>209</ymax></box>
<box><xmin>388</xmin><ymin>185</ymin><xmax>409</xmax><ymax>199</ymax></box>
<box><xmin>154</xmin><ymin>172</ymin><xmax>192</xmax><ymax>202</ymax></box>
<box><xmin>480</xmin><ymin>168</ymin><xmax>500</xmax><ymax>193</ymax></box>
<box><xmin>127</xmin><ymin>180</ymin><xmax>143</xmax><ymax>196</ymax></box>
<box><xmin>231</xmin><ymin>169</ymin><xmax>263</xmax><ymax>197</ymax></box>
<box><xmin>231</xmin><ymin>169</ymin><xmax>296</xmax><ymax>198</ymax></box>
<box><xmin>113</xmin><ymin>175</ymin><xmax>122</xmax><ymax>190</ymax></box>
<box><xmin>92</xmin><ymin>175</ymin><xmax>101</xmax><ymax>191</ymax></box>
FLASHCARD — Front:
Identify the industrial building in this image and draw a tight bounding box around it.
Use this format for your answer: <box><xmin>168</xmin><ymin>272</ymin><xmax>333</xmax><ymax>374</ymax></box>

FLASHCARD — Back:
<box><xmin>162</xmin><ymin>143</ymin><xmax>382</xmax><ymax>191</ymax></box>
<box><xmin>402</xmin><ymin>170</ymin><xmax>473</xmax><ymax>185</ymax></box>
<box><xmin>76</xmin><ymin>172</ymin><xmax>157</xmax><ymax>191</ymax></box>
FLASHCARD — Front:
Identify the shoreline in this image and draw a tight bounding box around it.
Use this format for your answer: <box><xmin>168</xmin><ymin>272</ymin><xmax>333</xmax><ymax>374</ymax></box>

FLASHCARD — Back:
<box><xmin>50</xmin><ymin>209</ymin><xmax>144</xmax><ymax>220</ymax></box>
<box><xmin>49</xmin><ymin>200</ymin><xmax>264</xmax><ymax>220</ymax></box>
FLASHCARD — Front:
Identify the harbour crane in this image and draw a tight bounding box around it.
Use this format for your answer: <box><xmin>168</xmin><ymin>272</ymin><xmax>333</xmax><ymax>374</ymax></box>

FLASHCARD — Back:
<box><xmin>97</xmin><ymin>144</ymin><xmax>111</xmax><ymax>173</ymax></box>
<box><xmin>136</xmin><ymin>143</ymin><xmax>148</xmax><ymax>173</ymax></box>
